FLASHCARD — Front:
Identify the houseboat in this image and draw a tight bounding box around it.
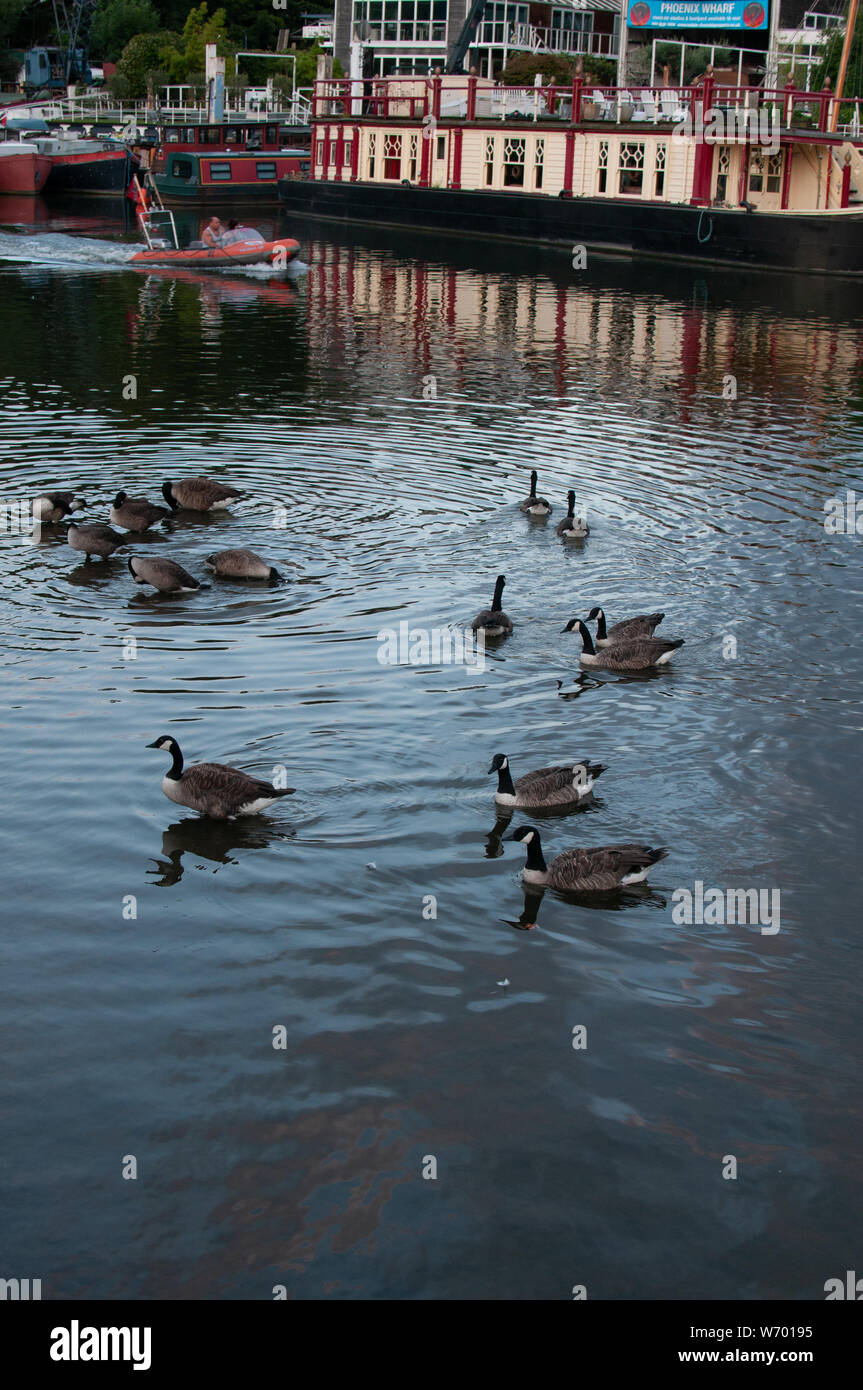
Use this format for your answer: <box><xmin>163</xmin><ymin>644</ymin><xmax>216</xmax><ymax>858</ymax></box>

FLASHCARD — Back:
<box><xmin>277</xmin><ymin>74</ymin><xmax>863</xmax><ymax>276</ymax></box>
<box><xmin>148</xmin><ymin>120</ymin><xmax>310</xmax><ymax>202</ymax></box>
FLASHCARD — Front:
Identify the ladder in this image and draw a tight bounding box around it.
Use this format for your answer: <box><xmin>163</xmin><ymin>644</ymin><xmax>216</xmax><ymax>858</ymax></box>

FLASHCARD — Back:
<box><xmin>131</xmin><ymin>169</ymin><xmax>178</xmax><ymax>251</ymax></box>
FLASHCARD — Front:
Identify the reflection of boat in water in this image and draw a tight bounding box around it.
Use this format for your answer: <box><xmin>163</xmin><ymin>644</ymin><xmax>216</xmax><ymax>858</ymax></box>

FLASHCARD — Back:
<box><xmin>129</xmin><ymin>234</ymin><xmax>301</xmax><ymax>271</ymax></box>
<box><xmin>139</xmin><ymin>265</ymin><xmax>300</xmax><ymax>306</ymax></box>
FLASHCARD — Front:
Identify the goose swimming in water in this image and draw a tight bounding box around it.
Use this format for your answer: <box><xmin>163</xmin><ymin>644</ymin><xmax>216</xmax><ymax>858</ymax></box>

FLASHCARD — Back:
<box><xmin>33</xmin><ymin>492</ymin><xmax>86</xmax><ymax>523</ymax></box>
<box><xmin>147</xmin><ymin>735</ymin><xmax>295</xmax><ymax>819</ymax></box>
<box><xmin>204</xmin><ymin>549</ymin><xmax>281</xmax><ymax>581</ymax></box>
<box><xmin>162</xmin><ymin>477</ymin><xmax>243</xmax><ymax>512</ymax></box>
<box><xmin>556</xmin><ymin>490</ymin><xmax>589</xmax><ymax>539</ymax></box>
<box><xmin>489</xmin><ymin>753</ymin><xmax>607</xmax><ymax>808</ymax></box>
<box><xmin>519</xmin><ymin>470</ymin><xmax>552</xmax><ymax>516</ymax></box>
<box><xmin>110</xmin><ymin>491</ymin><xmax>172</xmax><ymax>531</ymax></box>
<box><xmin>128</xmin><ymin>555</ymin><xmax>201</xmax><ymax>593</ymax></box>
<box><xmin>472</xmin><ymin>574</ymin><xmax>513</xmax><ymax>636</ymax></box>
<box><xmin>582</xmin><ymin>607</ymin><xmax>665</xmax><ymax>646</ymax></box>
<box><xmin>67</xmin><ymin>522</ymin><xmax>126</xmax><ymax>559</ymax></box>
<box><xmin>563</xmin><ymin>618</ymin><xmax>683</xmax><ymax>671</ymax></box>
<box><xmin>506</xmin><ymin>825</ymin><xmax>668</xmax><ymax>891</ymax></box>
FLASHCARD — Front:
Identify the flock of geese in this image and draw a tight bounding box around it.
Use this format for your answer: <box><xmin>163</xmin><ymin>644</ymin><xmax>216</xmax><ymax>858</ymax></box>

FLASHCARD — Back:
<box><xmin>32</xmin><ymin>466</ymin><xmax>681</xmax><ymax>897</ymax></box>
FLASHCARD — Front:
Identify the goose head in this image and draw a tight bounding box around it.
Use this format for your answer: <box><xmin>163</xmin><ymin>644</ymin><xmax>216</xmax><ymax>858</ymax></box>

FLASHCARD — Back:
<box><xmin>147</xmin><ymin>735</ymin><xmax>179</xmax><ymax>754</ymax></box>
<box><xmin>586</xmin><ymin>607</ymin><xmax>605</xmax><ymax>623</ymax></box>
<box><xmin>560</xmin><ymin>617</ymin><xmax>581</xmax><ymax>634</ymax></box>
<box><xmin>488</xmin><ymin>754</ymin><xmax>509</xmax><ymax>774</ymax></box>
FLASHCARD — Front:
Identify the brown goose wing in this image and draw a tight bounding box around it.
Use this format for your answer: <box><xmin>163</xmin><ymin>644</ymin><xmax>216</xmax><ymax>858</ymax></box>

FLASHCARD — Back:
<box><xmin>607</xmin><ymin>613</ymin><xmax>665</xmax><ymax>641</ymax></box>
<box><xmin>181</xmin><ymin>763</ymin><xmax>276</xmax><ymax>818</ymax></box>
<box><xmin>550</xmin><ymin>844</ymin><xmax>667</xmax><ymax>891</ymax></box>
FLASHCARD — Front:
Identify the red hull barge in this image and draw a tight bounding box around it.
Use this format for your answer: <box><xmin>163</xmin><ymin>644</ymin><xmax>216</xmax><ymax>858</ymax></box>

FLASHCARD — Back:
<box><xmin>0</xmin><ymin>145</ymin><xmax>52</xmax><ymax>195</ymax></box>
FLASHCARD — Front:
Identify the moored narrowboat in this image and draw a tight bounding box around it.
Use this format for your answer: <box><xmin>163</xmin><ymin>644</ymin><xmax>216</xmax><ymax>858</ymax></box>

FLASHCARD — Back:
<box><xmin>148</xmin><ymin>120</ymin><xmax>310</xmax><ymax>202</ymax></box>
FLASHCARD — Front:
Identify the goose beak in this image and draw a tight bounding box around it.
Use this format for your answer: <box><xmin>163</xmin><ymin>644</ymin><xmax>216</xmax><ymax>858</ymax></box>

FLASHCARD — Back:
<box><xmin>503</xmin><ymin>831</ymin><xmax>517</xmax><ymax>841</ymax></box>
<box><xmin>487</xmin><ymin>762</ymin><xmax>496</xmax><ymax>774</ymax></box>
<box><xmin>145</xmin><ymin>740</ymin><xmax>162</xmax><ymax>748</ymax></box>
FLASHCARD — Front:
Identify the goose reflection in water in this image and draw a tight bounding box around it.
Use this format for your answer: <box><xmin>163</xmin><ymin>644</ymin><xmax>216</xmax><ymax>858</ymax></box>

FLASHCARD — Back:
<box><xmin>147</xmin><ymin>817</ymin><xmax>296</xmax><ymax>887</ymax></box>
<box><xmin>501</xmin><ymin>880</ymin><xmax>667</xmax><ymax>932</ymax></box>
<box><xmin>484</xmin><ymin>790</ymin><xmax>605</xmax><ymax>859</ymax></box>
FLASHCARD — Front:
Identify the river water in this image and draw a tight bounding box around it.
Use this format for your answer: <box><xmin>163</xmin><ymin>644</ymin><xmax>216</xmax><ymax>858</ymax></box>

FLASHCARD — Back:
<box><xmin>1</xmin><ymin>197</ymin><xmax>861</xmax><ymax>1300</ymax></box>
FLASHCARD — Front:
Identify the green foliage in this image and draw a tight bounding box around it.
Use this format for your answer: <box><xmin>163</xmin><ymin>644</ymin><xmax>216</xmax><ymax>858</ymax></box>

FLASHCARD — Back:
<box><xmin>90</xmin><ymin>0</ymin><xmax>161</xmax><ymax>62</ymax></box>
<box><xmin>115</xmin><ymin>29</ymin><xmax>179</xmax><ymax>97</ymax></box>
<box><xmin>813</xmin><ymin>22</ymin><xmax>863</xmax><ymax>99</ymax></box>
<box><xmin>499</xmin><ymin>51</ymin><xmax>576</xmax><ymax>86</ymax></box>
<box><xmin>0</xmin><ymin>0</ymin><xmax>27</xmax><ymax>48</ymax></box>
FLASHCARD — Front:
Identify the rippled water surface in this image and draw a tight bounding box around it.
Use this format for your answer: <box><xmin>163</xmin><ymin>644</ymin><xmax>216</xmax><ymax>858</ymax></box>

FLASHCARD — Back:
<box><xmin>1</xmin><ymin>202</ymin><xmax>862</xmax><ymax>1299</ymax></box>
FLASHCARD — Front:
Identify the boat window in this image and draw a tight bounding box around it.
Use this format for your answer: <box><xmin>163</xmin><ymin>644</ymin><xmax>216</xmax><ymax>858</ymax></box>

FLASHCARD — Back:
<box><xmin>384</xmin><ymin>133</ymin><xmax>402</xmax><ymax>179</ymax></box>
<box><xmin>199</xmin><ymin>128</ymin><xmax>223</xmax><ymax>144</ymax></box>
<box><xmin>256</xmin><ymin>162</ymin><xmax>277</xmax><ymax>179</ymax></box>
<box><xmin>597</xmin><ymin>139</ymin><xmax>608</xmax><ymax>194</ymax></box>
<box><xmin>503</xmin><ymin>135</ymin><xmax>525</xmax><ymax>187</ymax></box>
<box><xmin>225</xmin><ymin>127</ymin><xmax>240</xmax><ymax>143</ymax></box>
<box><xmin>171</xmin><ymin>159</ymin><xmax>194</xmax><ymax>179</ymax></box>
<box><xmin>165</xmin><ymin>128</ymin><xmax>180</xmax><ymax>143</ymax></box>
<box><xmin>344</xmin><ymin>140</ymin><xmax>353</xmax><ymax>167</ymax></box>
<box><xmin>618</xmin><ymin>141</ymin><xmax>644</xmax><ymax>195</ymax></box>
<box><xmin>266</xmin><ymin>126</ymin><xmax>278</xmax><ymax>143</ymax></box>
<box><xmin>209</xmin><ymin>161</ymin><xmax>233</xmax><ymax>180</ymax></box>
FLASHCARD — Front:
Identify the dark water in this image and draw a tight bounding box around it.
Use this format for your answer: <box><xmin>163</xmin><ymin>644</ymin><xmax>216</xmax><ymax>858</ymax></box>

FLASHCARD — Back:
<box><xmin>1</xmin><ymin>201</ymin><xmax>862</xmax><ymax>1300</ymax></box>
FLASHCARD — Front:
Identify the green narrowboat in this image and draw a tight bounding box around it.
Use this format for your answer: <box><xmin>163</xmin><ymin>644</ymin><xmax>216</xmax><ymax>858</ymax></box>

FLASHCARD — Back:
<box><xmin>149</xmin><ymin>120</ymin><xmax>310</xmax><ymax>202</ymax></box>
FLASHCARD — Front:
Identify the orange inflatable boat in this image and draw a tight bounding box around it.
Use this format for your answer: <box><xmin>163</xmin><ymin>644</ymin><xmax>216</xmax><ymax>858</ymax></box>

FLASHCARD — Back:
<box><xmin>128</xmin><ymin>235</ymin><xmax>301</xmax><ymax>270</ymax></box>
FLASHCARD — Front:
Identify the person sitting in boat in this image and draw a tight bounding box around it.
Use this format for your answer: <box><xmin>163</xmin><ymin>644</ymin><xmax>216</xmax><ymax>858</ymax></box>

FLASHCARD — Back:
<box><xmin>201</xmin><ymin>216</ymin><xmax>224</xmax><ymax>248</ymax></box>
<box><xmin>220</xmin><ymin>219</ymin><xmax>264</xmax><ymax>247</ymax></box>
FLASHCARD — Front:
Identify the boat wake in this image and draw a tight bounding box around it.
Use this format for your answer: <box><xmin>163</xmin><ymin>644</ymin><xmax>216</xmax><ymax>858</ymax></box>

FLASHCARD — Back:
<box><xmin>0</xmin><ymin>230</ymin><xmax>137</xmax><ymax>268</ymax></box>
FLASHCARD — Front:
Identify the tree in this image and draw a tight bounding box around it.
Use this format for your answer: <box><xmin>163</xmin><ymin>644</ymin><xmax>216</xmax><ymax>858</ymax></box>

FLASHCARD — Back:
<box><xmin>115</xmin><ymin>30</ymin><xmax>180</xmax><ymax>97</ymax></box>
<box><xmin>499</xmin><ymin>52</ymin><xmax>577</xmax><ymax>86</ymax></box>
<box><xmin>90</xmin><ymin>0</ymin><xmax>161</xmax><ymax>62</ymax></box>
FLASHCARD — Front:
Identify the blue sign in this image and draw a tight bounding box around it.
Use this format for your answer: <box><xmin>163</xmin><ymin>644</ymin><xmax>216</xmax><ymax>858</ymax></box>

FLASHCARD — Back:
<box><xmin>627</xmin><ymin>1</ymin><xmax>769</xmax><ymax>29</ymax></box>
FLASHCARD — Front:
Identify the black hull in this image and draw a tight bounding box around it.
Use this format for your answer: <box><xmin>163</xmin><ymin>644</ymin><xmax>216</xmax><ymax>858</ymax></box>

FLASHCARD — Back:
<box><xmin>277</xmin><ymin>180</ymin><xmax>863</xmax><ymax>278</ymax></box>
<box><xmin>45</xmin><ymin>153</ymin><xmax>133</xmax><ymax>196</ymax></box>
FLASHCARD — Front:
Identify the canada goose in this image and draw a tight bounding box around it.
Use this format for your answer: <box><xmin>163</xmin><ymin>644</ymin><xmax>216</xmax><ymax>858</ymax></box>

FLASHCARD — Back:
<box><xmin>128</xmin><ymin>555</ymin><xmax>201</xmax><ymax>593</ymax></box>
<box><xmin>110</xmin><ymin>491</ymin><xmax>172</xmax><ymax>531</ymax></box>
<box><xmin>162</xmin><ymin>477</ymin><xmax>242</xmax><ymax>512</ymax></box>
<box><xmin>489</xmin><ymin>753</ymin><xmax>607</xmax><ymax>808</ymax></box>
<box><xmin>472</xmin><ymin>574</ymin><xmax>513</xmax><ymax>636</ymax></box>
<box><xmin>204</xmin><ymin>549</ymin><xmax>281</xmax><ymax>581</ymax></box>
<box><xmin>506</xmin><ymin>825</ymin><xmax>668</xmax><ymax>891</ymax></box>
<box><xmin>519</xmin><ymin>470</ymin><xmax>552</xmax><ymax>516</ymax></box>
<box><xmin>67</xmin><ymin>522</ymin><xmax>126</xmax><ymax>559</ymax></box>
<box><xmin>556</xmin><ymin>490</ymin><xmax>589</xmax><ymax>539</ymax></box>
<box><xmin>564</xmin><ymin>618</ymin><xmax>683</xmax><ymax>671</ymax></box>
<box><xmin>147</xmin><ymin>735</ymin><xmax>295</xmax><ymax>819</ymax></box>
<box><xmin>33</xmin><ymin>492</ymin><xmax>86</xmax><ymax>523</ymax></box>
<box><xmin>582</xmin><ymin>607</ymin><xmax>665</xmax><ymax>646</ymax></box>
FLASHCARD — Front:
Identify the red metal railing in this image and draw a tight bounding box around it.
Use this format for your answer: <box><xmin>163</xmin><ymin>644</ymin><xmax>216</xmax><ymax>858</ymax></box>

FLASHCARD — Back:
<box><xmin>311</xmin><ymin>76</ymin><xmax>863</xmax><ymax>138</ymax></box>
